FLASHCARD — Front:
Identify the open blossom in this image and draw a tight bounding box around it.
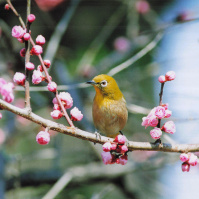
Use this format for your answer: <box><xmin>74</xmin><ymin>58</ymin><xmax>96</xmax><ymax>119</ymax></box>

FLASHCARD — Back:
<box><xmin>36</xmin><ymin>131</ymin><xmax>50</xmax><ymax>145</ymax></box>
<box><xmin>25</xmin><ymin>62</ymin><xmax>35</xmax><ymax>70</ymax></box>
<box><xmin>32</xmin><ymin>70</ymin><xmax>43</xmax><ymax>84</ymax></box>
<box><xmin>142</xmin><ymin>114</ymin><xmax>158</xmax><ymax>128</ymax></box>
<box><xmin>27</xmin><ymin>14</ymin><xmax>36</xmax><ymax>23</ymax></box>
<box><xmin>162</xmin><ymin>121</ymin><xmax>176</xmax><ymax>134</ymax></box>
<box><xmin>155</xmin><ymin>106</ymin><xmax>166</xmax><ymax>119</ymax></box>
<box><xmin>182</xmin><ymin>162</ymin><xmax>190</xmax><ymax>172</ymax></box>
<box><xmin>150</xmin><ymin>128</ymin><xmax>162</xmax><ymax>139</ymax></box>
<box><xmin>47</xmin><ymin>82</ymin><xmax>57</xmax><ymax>92</ymax></box>
<box><xmin>114</xmin><ymin>135</ymin><xmax>126</xmax><ymax>145</ymax></box>
<box><xmin>12</xmin><ymin>25</ymin><xmax>25</xmax><ymax>39</ymax></box>
<box><xmin>70</xmin><ymin>107</ymin><xmax>83</xmax><ymax>121</ymax></box>
<box><xmin>31</xmin><ymin>45</ymin><xmax>43</xmax><ymax>55</ymax></box>
<box><xmin>102</xmin><ymin>142</ymin><xmax>112</xmax><ymax>152</ymax></box>
<box><xmin>51</xmin><ymin>110</ymin><xmax>63</xmax><ymax>119</ymax></box>
<box><xmin>165</xmin><ymin>71</ymin><xmax>176</xmax><ymax>81</ymax></box>
<box><xmin>54</xmin><ymin>92</ymin><xmax>73</xmax><ymax>109</ymax></box>
<box><xmin>13</xmin><ymin>72</ymin><xmax>26</xmax><ymax>86</ymax></box>
<box><xmin>101</xmin><ymin>151</ymin><xmax>113</xmax><ymax>165</ymax></box>
<box><xmin>36</xmin><ymin>35</ymin><xmax>46</xmax><ymax>46</ymax></box>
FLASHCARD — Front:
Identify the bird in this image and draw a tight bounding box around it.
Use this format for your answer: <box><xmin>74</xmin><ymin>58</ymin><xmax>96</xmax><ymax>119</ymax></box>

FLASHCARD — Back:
<box><xmin>87</xmin><ymin>74</ymin><xmax>128</xmax><ymax>138</ymax></box>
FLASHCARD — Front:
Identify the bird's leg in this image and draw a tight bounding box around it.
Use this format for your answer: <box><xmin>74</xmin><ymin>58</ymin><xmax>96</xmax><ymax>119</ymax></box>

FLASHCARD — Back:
<box><xmin>154</xmin><ymin>138</ymin><xmax>162</xmax><ymax>145</ymax></box>
<box><xmin>94</xmin><ymin>129</ymin><xmax>101</xmax><ymax>144</ymax></box>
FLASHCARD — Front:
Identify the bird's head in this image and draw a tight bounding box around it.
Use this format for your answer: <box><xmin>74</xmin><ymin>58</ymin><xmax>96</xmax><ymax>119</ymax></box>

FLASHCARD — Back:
<box><xmin>87</xmin><ymin>74</ymin><xmax>124</xmax><ymax>100</ymax></box>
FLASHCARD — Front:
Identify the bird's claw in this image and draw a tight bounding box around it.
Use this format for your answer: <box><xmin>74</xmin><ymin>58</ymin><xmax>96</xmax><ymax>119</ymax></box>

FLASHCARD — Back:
<box><xmin>94</xmin><ymin>130</ymin><xmax>101</xmax><ymax>144</ymax></box>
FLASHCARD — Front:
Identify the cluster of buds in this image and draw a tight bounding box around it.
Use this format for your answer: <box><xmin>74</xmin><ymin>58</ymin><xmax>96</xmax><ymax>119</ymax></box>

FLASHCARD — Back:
<box><xmin>0</xmin><ymin>78</ymin><xmax>14</xmax><ymax>104</ymax></box>
<box><xmin>142</xmin><ymin>71</ymin><xmax>176</xmax><ymax>140</ymax></box>
<box><xmin>180</xmin><ymin>153</ymin><xmax>198</xmax><ymax>172</ymax></box>
<box><xmin>51</xmin><ymin>92</ymin><xmax>83</xmax><ymax>121</ymax></box>
<box><xmin>101</xmin><ymin>135</ymin><xmax>128</xmax><ymax>165</ymax></box>
<box><xmin>158</xmin><ymin>71</ymin><xmax>176</xmax><ymax>83</ymax></box>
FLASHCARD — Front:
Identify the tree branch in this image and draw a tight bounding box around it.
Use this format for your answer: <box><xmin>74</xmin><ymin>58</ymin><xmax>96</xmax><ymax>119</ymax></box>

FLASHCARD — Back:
<box><xmin>1</xmin><ymin>99</ymin><xmax>199</xmax><ymax>153</ymax></box>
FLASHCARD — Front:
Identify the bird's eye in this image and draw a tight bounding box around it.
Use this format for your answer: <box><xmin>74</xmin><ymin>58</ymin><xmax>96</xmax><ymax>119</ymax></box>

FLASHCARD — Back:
<box><xmin>100</xmin><ymin>80</ymin><xmax>108</xmax><ymax>87</ymax></box>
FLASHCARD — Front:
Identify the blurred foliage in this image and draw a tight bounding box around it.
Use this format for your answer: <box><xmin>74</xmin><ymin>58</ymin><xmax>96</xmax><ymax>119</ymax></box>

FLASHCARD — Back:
<box><xmin>0</xmin><ymin>0</ymin><xmax>181</xmax><ymax>198</ymax></box>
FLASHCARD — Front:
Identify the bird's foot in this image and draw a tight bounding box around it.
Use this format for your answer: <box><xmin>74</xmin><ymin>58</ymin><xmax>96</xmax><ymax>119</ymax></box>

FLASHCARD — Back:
<box><xmin>94</xmin><ymin>130</ymin><xmax>101</xmax><ymax>144</ymax></box>
<box><xmin>119</xmin><ymin>131</ymin><xmax>123</xmax><ymax>135</ymax></box>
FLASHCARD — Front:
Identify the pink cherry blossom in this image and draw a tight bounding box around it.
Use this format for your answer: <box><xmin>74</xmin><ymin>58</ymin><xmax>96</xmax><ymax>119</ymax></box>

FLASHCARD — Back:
<box><xmin>111</xmin><ymin>143</ymin><xmax>117</xmax><ymax>150</ymax></box>
<box><xmin>1</xmin><ymin>83</ymin><xmax>13</xmax><ymax>96</ymax></box>
<box><xmin>36</xmin><ymin>131</ymin><xmax>50</xmax><ymax>145</ymax></box>
<box><xmin>162</xmin><ymin>103</ymin><xmax>168</xmax><ymax>110</ymax></box>
<box><xmin>13</xmin><ymin>72</ymin><xmax>26</xmax><ymax>86</ymax></box>
<box><xmin>36</xmin><ymin>35</ymin><xmax>46</xmax><ymax>46</ymax></box>
<box><xmin>58</xmin><ymin>92</ymin><xmax>73</xmax><ymax>109</ymax></box>
<box><xmin>31</xmin><ymin>45</ymin><xmax>43</xmax><ymax>55</ymax></box>
<box><xmin>165</xmin><ymin>71</ymin><xmax>176</xmax><ymax>81</ymax></box>
<box><xmin>70</xmin><ymin>107</ymin><xmax>83</xmax><ymax>121</ymax></box>
<box><xmin>150</xmin><ymin>128</ymin><xmax>162</xmax><ymax>139</ymax></box>
<box><xmin>158</xmin><ymin>75</ymin><xmax>166</xmax><ymax>83</ymax></box>
<box><xmin>182</xmin><ymin>162</ymin><xmax>190</xmax><ymax>172</ymax></box>
<box><xmin>44</xmin><ymin>60</ymin><xmax>51</xmax><ymax>68</ymax></box>
<box><xmin>162</xmin><ymin>121</ymin><xmax>176</xmax><ymax>134</ymax></box>
<box><xmin>51</xmin><ymin>110</ymin><xmax>63</xmax><ymax>119</ymax></box>
<box><xmin>135</xmin><ymin>0</ymin><xmax>150</xmax><ymax>14</ymax></box>
<box><xmin>148</xmin><ymin>115</ymin><xmax>159</xmax><ymax>127</ymax></box>
<box><xmin>37</xmin><ymin>65</ymin><xmax>43</xmax><ymax>72</ymax></box>
<box><xmin>119</xmin><ymin>154</ymin><xmax>128</xmax><ymax>165</ymax></box>
<box><xmin>114</xmin><ymin>135</ymin><xmax>126</xmax><ymax>144</ymax></box>
<box><xmin>25</xmin><ymin>62</ymin><xmax>35</xmax><ymax>70</ymax></box>
<box><xmin>53</xmin><ymin>104</ymin><xmax>61</xmax><ymax>110</ymax></box>
<box><xmin>12</xmin><ymin>25</ymin><xmax>25</xmax><ymax>39</ymax></box>
<box><xmin>23</xmin><ymin>33</ymin><xmax>30</xmax><ymax>41</ymax></box>
<box><xmin>102</xmin><ymin>142</ymin><xmax>112</xmax><ymax>152</ymax></box>
<box><xmin>165</xmin><ymin>109</ymin><xmax>172</xmax><ymax>118</ymax></box>
<box><xmin>117</xmin><ymin>145</ymin><xmax>128</xmax><ymax>154</ymax></box>
<box><xmin>0</xmin><ymin>78</ymin><xmax>7</xmax><ymax>92</ymax></box>
<box><xmin>155</xmin><ymin>106</ymin><xmax>166</xmax><ymax>119</ymax></box>
<box><xmin>3</xmin><ymin>92</ymin><xmax>14</xmax><ymax>103</ymax></box>
<box><xmin>27</xmin><ymin>14</ymin><xmax>36</xmax><ymax>23</ymax></box>
<box><xmin>188</xmin><ymin>153</ymin><xmax>198</xmax><ymax>166</ymax></box>
<box><xmin>114</xmin><ymin>37</ymin><xmax>130</xmax><ymax>53</ymax></box>
<box><xmin>47</xmin><ymin>82</ymin><xmax>57</xmax><ymax>92</ymax></box>
<box><xmin>32</xmin><ymin>70</ymin><xmax>43</xmax><ymax>84</ymax></box>
<box><xmin>20</xmin><ymin>48</ymin><xmax>26</xmax><ymax>57</ymax></box>
<box><xmin>180</xmin><ymin>153</ymin><xmax>189</xmax><ymax>162</ymax></box>
<box><xmin>101</xmin><ymin>151</ymin><xmax>113</xmax><ymax>165</ymax></box>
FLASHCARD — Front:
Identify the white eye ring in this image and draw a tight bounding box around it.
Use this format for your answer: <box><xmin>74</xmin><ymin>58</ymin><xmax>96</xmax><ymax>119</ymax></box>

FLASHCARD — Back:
<box><xmin>101</xmin><ymin>80</ymin><xmax>108</xmax><ymax>87</ymax></box>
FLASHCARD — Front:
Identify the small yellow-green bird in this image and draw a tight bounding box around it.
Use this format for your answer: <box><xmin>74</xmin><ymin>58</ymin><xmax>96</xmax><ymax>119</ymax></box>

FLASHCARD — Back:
<box><xmin>87</xmin><ymin>74</ymin><xmax>128</xmax><ymax>138</ymax></box>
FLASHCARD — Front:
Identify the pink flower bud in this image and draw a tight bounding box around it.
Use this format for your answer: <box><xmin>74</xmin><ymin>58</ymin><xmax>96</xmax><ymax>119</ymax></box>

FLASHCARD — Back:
<box><xmin>36</xmin><ymin>35</ymin><xmax>46</xmax><ymax>46</ymax></box>
<box><xmin>31</xmin><ymin>45</ymin><xmax>43</xmax><ymax>55</ymax></box>
<box><xmin>182</xmin><ymin>162</ymin><xmax>190</xmax><ymax>172</ymax></box>
<box><xmin>36</xmin><ymin>131</ymin><xmax>50</xmax><ymax>145</ymax></box>
<box><xmin>18</xmin><ymin>38</ymin><xmax>24</xmax><ymax>43</ymax></box>
<box><xmin>44</xmin><ymin>60</ymin><xmax>51</xmax><ymax>68</ymax></box>
<box><xmin>23</xmin><ymin>33</ymin><xmax>30</xmax><ymax>41</ymax></box>
<box><xmin>117</xmin><ymin>145</ymin><xmax>128</xmax><ymax>154</ymax></box>
<box><xmin>180</xmin><ymin>153</ymin><xmax>189</xmax><ymax>162</ymax></box>
<box><xmin>113</xmin><ymin>37</ymin><xmax>130</xmax><ymax>53</ymax></box>
<box><xmin>25</xmin><ymin>62</ymin><xmax>35</xmax><ymax>70</ymax></box>
<box><xmin>188</xmin><ymin>153</ymin><xmax>198</xmax><ymax>166</ymax></box>
<box><xmin>53</xmin><ymin>104</ymin><xmax>61</xmax><ymax>110</ymax></box>
<box><xmin>155</xmin><ymin>106</ymin><xmax>166</xmax><ymax>119</ymax></box>
<box><xmin>0</xmin><ymin>78</ymin><xmax>7</xmax><ymax>92</ymax></box>
<box><xmin>111</xmin><ymin>143</ymin><xmax>117</xmax><ymax>151</ymax></box>
<box><xmin>59</xmin><ymin>92</ymin><xmax>73</xmax><ymax>109</ymax></box>
<box><xmin>32</xmin><ymin>70</ymin><xmax>43</xmax><ymax>84</ymax></box>
<box><xmin>135</xmin><ymin>0</ymin><xmax>150</xmax><ymax>14</ymax></box>
<box><xmin>165</xmin><ymin>71</ymin><xmax>176</xmax><ymax>81</ymax></box>
<box><xmin>158</xmin><ymin>75</ymin><xmax>166</xmax><ymax>83</ymax></box>
<box><xmin>70</xmin><ymin>107</ymin><xmax>83</xmax><ymax>121</ymax></box>
<box><xmin>150</xmin><ymin>128</ymin><xmax>162</xmax><ymax>139</ymax></box>
<box><xmin>51</xmin><ymin>110</ymin><xmax>63</xmax><ymax>119</ymax></box>
<box><xmin>101</xmin><ymin>151</ymin><xmax>113</xmax><ymax>165</ymax></box>
<box><xmin>0</xmin><ymin>113</ymin><xmax>2</xmax><ymax>119</ymax></box>
<box><xmin>5</xmin><ymin>4</ymin><xmax>10</xmax><ymax>10</ymax></box>
<box><xmin>1</xmin><ymin>83</ymin><xmax>13</xmax><ymax>96</ymax></box>
<box><xmin>119</xmin><ymin>154</ymin><xmax>128</xmax><ymax>165</ymax></box>
<box><xmin>12</xmin><ymin>26</ymin><xmax>25</xmax><ymax>39</ymax></box>
<box><xmin>27</xmin><ymin>14</ymin><xmax>36</xmax><ymax>23</ymax></box>
<box><xmin>165</xmin><ymin>109</ymin><xmax>172</xmax><ymax>118</ymax></box>
<box><xmin>37</xmin><ymin>65</ymin><xmax>44</xmax><ymax>72</ymax></box>
<box><xmin>3</xmin><ymin>92</ymin><xmax>14</xmax><ymax>103</ymax></box>
<box><xmin>148</xmin><ymin>115</ymin><xmax>159</xmax><ymax>127</ymax></box>
<box><xmin>114</xmin><ymin>135</ymin><xmax>126</xmax><ymax>144</ymax></box>
<box><xmin>47</xmin><ymin>82</ymin><xmax>57</xmax><ymax>92</ymax></box>
<box><xmin>102</xmin><ymin>142</ymin><xmax>112</xmax><ymax>152</ymax></box>
<box><xmin>162</xmin><ymin>121</ymin><xmax>176</xmax><ymax>134</ymax></box>
<box><xmin>20</xmin><ymin>48</ymin><xmax>26</xmax><ymax>57</ymax></box>
<box><xmin>13</xmin><ymin>72</ymin><xmax>26</xmax><ymax>86</ymax></box>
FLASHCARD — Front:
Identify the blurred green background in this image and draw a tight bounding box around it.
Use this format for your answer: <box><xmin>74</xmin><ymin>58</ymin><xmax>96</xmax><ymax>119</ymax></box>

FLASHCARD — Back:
<box><xmin>0</xmin><ymin>0</ymin><xmax>197</xmax><ymax>198</ymax></box>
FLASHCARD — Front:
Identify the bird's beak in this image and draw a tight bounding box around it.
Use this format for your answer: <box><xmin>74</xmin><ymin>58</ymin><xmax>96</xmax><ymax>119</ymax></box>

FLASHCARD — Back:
<box><xmin>86</xmin><ymin>80</ymin><xmax>97</xmax><ymax>85</ymax></box>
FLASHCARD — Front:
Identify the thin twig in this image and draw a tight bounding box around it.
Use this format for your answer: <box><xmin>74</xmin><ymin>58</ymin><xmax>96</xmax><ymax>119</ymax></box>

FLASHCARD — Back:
<box><xmin>107</xmin><ymin>32</ymin><xmax>163</xmax><ymax>76</ymax></box>
<box><xmin>0</xmin><ymin>99</ymin><xmax>199</xmax><ymax>153</ymax></box>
